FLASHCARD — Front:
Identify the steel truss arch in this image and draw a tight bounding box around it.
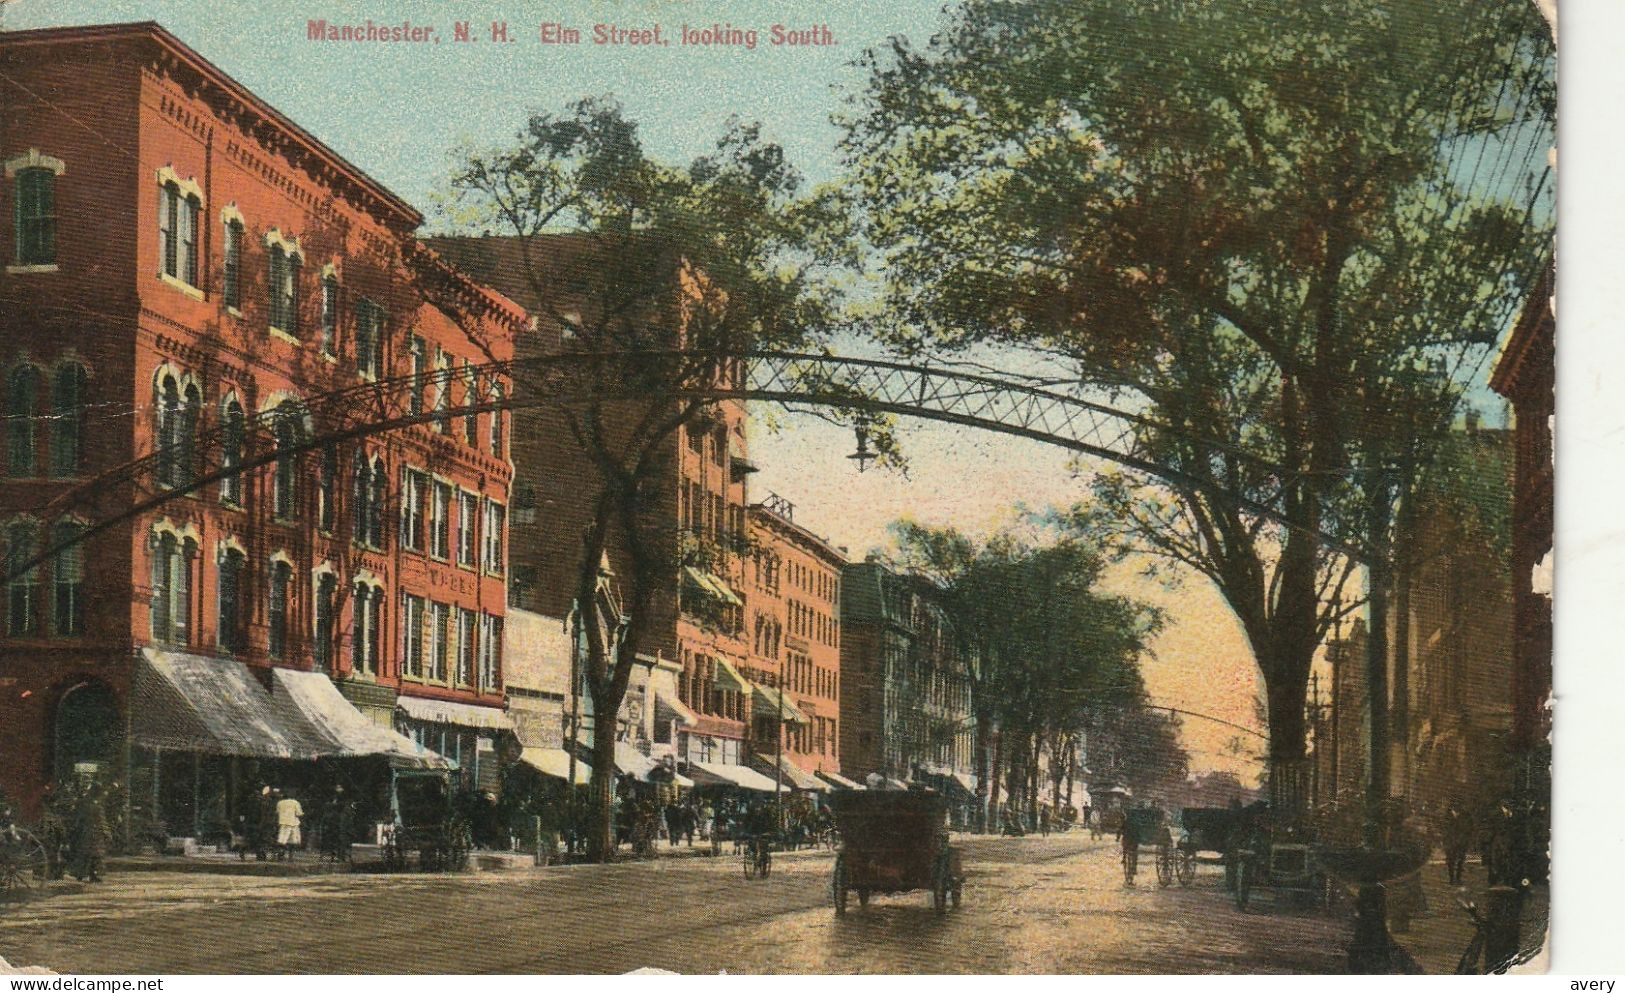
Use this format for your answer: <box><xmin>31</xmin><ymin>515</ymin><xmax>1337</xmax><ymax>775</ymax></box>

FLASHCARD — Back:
<box><xmin>5</xmin><ymin>350</ymin><xmax>1332</xmax><ymax>581</ymax></box>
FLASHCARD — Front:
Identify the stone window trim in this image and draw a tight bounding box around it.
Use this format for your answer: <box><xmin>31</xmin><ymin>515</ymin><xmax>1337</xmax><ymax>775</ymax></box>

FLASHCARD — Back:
<box><xmin>214</xmin><ymin>534</ymin><xmax>247</xmax><ymax>563</ymax></box>
<box><xmin>155</xmin><ymin>165</ymin><xmax>203</xmax><ymax>203</ymax></box>
<box><xmin>263</xmin><ymin>227</ymin><xmax>301</xmax><ymax>257</ymax></box>
<box><xmin>7</xmin><ymin>150</ymin><xmax>64</xmax><ymax>275</ymax></box>
<box><xmin>156</xmin><ymin>167</ymin><xmax>204</xmax><ymax>296</ymax></box>
<box><xmin>220</xmin><ymin>204</ymin><xmax>247</xmax><ymax>315</ymax></box>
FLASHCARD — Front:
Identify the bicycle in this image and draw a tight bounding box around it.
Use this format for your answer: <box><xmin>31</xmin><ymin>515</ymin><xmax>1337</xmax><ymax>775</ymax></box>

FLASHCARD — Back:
<box><xmin>741</xmin><ymin>834</ymin><xmax>772</xmax><ymax>879</ymax></box>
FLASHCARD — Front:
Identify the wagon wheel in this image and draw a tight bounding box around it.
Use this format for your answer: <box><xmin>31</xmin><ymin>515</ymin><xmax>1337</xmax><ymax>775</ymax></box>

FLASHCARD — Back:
<box><xmin>1156</xmin><ymin>845</ymin><xmax>1174</xmax><ymax>888</ymax></box>
<box><xmin>932</xmin><ymin>855</ymin><xmax>951</xmax><ymax>915</ymax></box>
<box><xmin>1234</xmin><ymin>858</ymin><xmax>1253</xmax><ymax>911</ymax></box>
<box><xmin>1175</xmin><ymin>849</ymin><xmax>1196</xmax><ymax>887</ymax></box>
<box><xmin>0</xmin><ymin>830</ymin><xmax>48</xmax><ymax>895</ymax></box>
<box><xmin>832</xmin><ymin>855</ymin><xmax>849</xmax><ymax>916</ymax></box>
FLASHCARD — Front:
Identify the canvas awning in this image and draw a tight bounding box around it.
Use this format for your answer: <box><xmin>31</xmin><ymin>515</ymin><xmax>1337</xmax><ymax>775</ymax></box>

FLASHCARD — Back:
<box><xmin>815</xmin><ymin>769</ymin><xmax>865</xmax><ymax>790</ymax></box>
<box><xmin>396</xmin><ymin>694</ymin><xmax>514</xmax><ymax>731</ymax></box>
<box><xmin>686</xmin><ymin>760</ymin><xmax>787</xmax><ymax>793</ymax></box>
<box><xmin>752</xmin><ymin>754</ymin><xmax>827</xmax><ymax>791</ymax></box>
<box><xmin>130</xmin><ymin>649</ymin><xmax>321</xmax><ymax>759</ymax></box>
<box><xmin>710</xmin><ymin>657</ymin><xmax>750</xmax><ymax>694</ymax></box>
<box><xmin>520</xmin><ymin>747</ymin><xmax>591</xmax><ymax>785</ymax></box>
<box><xmin>952</xmin><ymin>771</ymin><xmax>979</xmax><ymax>794</ymax></box>
<box><xmin>682</xmin><ymin>566</ymin><xmax>743</xmax><ymax>608</ymax></box>
<box><xmin>653</xmin><ymin>685</ymin><xmax>699</xmax><ymax>727</ymax></box>
<box><xmin>750</xmin><ymin>685</ymin><xmax>810</xmax><ymax>725</ymax></box>
<box><xmin>267</xmin><ymin>669</ymin><xmax>447</xmax><ymax>769</ymax></box>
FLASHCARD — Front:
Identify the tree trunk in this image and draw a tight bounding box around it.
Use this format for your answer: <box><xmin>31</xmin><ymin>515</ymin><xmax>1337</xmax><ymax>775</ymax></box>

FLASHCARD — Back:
<box><xmin>586</xmin><ymin>698</ymin><xmax>619</xmax><ymax>862</ymax></box>
<box><xmin>974</xmin><ymin>710</ymin><xmax>992</xmax><ymax>833</ymax></box>
<box><xmin>988</xmin><ymin>724</ymin><xmax>1003</xmax><ymax>829</ymax></box>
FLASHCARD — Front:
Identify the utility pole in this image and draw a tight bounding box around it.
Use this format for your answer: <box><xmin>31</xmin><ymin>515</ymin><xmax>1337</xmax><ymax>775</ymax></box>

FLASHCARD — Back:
<box><xmin>775</xmin><ymin>654</ymin><xmax>785</xmax><ymax>829</ymax></box>
<box><xmin>567</xmin><ymin>600</ymin><xmax>583</xmax><ymax>842</ymax></box>
<box><xmin>1350</xmin><ymin>464</ymin><xmax>1397</xmax><ymax>972</ymax></box>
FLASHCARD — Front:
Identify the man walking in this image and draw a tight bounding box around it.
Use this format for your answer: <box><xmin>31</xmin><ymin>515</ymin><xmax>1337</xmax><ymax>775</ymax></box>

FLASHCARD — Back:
<box><xmin>1442</xmin><ymin>803</ymin><xmax>1473</xmax><ymax>886</ymax></box>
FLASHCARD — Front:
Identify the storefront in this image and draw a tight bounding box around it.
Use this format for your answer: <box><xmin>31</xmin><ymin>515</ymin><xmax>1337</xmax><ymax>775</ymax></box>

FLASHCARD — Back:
<box><xmin>396</xmin><ymin>695</ymin><xmax>513</xmax><ymax>794</ymax></box>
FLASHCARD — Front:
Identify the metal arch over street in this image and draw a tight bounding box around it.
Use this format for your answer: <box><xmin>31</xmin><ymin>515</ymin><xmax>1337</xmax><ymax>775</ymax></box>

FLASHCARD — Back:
<box><xmin>5</xmin><ymin>349</ymin><xmax>1337</xmax><ymax>581</ymax></box>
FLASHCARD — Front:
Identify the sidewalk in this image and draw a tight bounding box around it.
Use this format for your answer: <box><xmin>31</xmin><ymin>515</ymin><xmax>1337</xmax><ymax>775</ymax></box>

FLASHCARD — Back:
<box><xmin>1386</xmin><ymin>858</ymin><xmax>1550</xmax><ymax>974</ymax></box>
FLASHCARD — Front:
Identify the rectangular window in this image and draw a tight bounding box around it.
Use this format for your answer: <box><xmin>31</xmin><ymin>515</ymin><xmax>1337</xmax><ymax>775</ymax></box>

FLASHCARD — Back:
<box><xmin>456</xmin><ymin>491</ymin><xmax>477</xmax><ymax>567</ymax></box>
<box><xmin>159</xmin><ymin>184</ymin><xmax>178</xmax><ymax>278</ymax></box>
<box><xmin>320</xmin><ymin>276</ymin><xmax>338</xmax><ymax>356</ymax></box>
<box><xmin>267</xmin><ymin>246</ymin><xmax>286</xmax><ymax>328</ymax></box>
<box><xmin>218</xmin><ymin>549</ymin><xmax>245</xmax><ymax>653</ymax></box>
<box><xmin>433</xmin><ymin>350</ymin><xmax>450</xmax><ymax>433</ymax></box>
<box><xmin>351</xmin><ymin>584</ymin><xmax>372</xmax><ymax>674</ymax></box>
<box><xmin>457</xmin><ymin>607</ymin><xmax>476</xmax><ymax>686</ymax></box>
<box><xmin>483</xmin><ymin>499</ymin><xmax>505</xmax><ymax>575</ymax></box>
<box><xmin>489</xmin><ymin>384</ymin><xmax>504</xmax><ymax>455</ymax></box>
<box><xmin>314</xmin><ymin>573</ymin><xmax>337</xmax><ymax>671</ymax></box>
<box><xmin>401</xmin><ymin>467</ymin><xmax>425</xmax><ymax>551</ymax></box>
<box><xmin>267</xmin><ymin>560</ymin><xmax>290</xmax><ymax>660</ymax></box>
<box><xmin>6</xmin><ymin>523</ymin><xmax>38</xmax><ymax>636</ymax></box>
<box><xmin>178</xmin><ymin>196</ymin><xmax>198</xmax><ymax>286</ymax></box>
<box><xmin>478</xmin><ymin>613</ymin><xmax>503</xmax><ymax>692</ymax></box>
<box><xmin>51</xmin><ymin>523</ymin><xmax>83</xmax><ymax>637</ymax></box>
<box><xmin>318</xmin><ymin>444</ymin><xmax>338</xmax><ymax>533</ymax></box>
<box><xmin>430</xmin><ymin>601</ymin><xmax>451</xmax><ymax>682</ymax></box>
<box><xmin>402</xmin><ymin>593</ymin><xmax>425</xmax><ymax>678</ymax></box>
<box><xmin>15</xmin><ymin>168</ymin><xmax>56</xmax><ymax>266</ymax></box>
<box><xmin>223</xmin><ymin>220</ymin><xmax>242</xmax><ymax>310</ymax></box>
<box><xmin>355</xmin><ymin>298</ymin><xmax>384</xmax><ymax>378</ymax></box>
<box><xmin>430</xmin><ymin>480</ymin><xmax>452</xmax><ymax>559</ymax></box>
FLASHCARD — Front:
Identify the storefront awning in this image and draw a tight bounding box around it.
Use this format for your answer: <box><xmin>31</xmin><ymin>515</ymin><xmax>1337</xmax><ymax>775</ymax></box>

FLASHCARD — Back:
<box><xmin>682</xmin><ymin>566</ymin><xmax>743</xmax><ymax>608</ymax></box>
<box><xmin>654</xmin><ymin>685</ymin><xmax>699</xmax><ymax>728</ymax></box>
<box><xmin>752</xmin><ymin>754</ymin><xmax>827</xmax><ymax>792</ymax></box>
<box><xmin>750</xmin><ymin>685</ymin><xmax>810</xmax><ymax>725</ymax></box>
<box><xmin>397</xmin><ymin>694</ymin><xmax>514</xmax><ymax>730</ymax></box>
<box><xmin>710</xmin><ymin>657</ymin><xmax>750</xmax><ymax>694</ymax></box>
<box><xmin>520</xmin><ymin>747</ymin><xmax>591</xmax><ymax>784</ymax></box>
<box><xmin>815</xmin><ymin>769</ymin><xmax>865</xmax><ymax>790</ymax></box>
<box><xmin>131</xmin><ymin>649</ymin><xmax>321</xmax><ymax>759</ymax></box>
<box><xmin>268</xmin><ymin>669</ymin><xmax>447</xmax><ymax>769</ymax></box>
<box><xmin>686</xmin><ymin>760</ymin><xmax>787</xmax><ymax>793</ymax></box>
<box><xmin>952</xmin><ymin>771</ymin><xmax>979</xmax><ymax>795</ymax></box>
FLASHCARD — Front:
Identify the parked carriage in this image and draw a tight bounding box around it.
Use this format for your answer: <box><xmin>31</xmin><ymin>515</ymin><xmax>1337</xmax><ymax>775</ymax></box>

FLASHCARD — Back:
<box><xmin>0</xmin><ymin>824</ymin><xmax>48</xmax><ymax>897</ymax></box>
<box><xmin>828</xmin><ymin>789</ymin><xmax>965</xmax><ymax>916</ymax></box>
<box><xmin>382</xmin><ymin>770</ymin><xmax>470</xmax><ymax>872</ymax></box>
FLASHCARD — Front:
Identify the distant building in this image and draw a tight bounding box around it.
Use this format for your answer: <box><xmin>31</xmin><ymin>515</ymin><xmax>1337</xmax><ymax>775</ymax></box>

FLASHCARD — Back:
<box><xmin>839</xmin><ymin>559</ymin><xmax>975</xmax><ymax>792</ymax></box>
<box><xmin>743</xmin><ymin>495</ymin><xmax>846</xmax><ymax>789</ymax></box>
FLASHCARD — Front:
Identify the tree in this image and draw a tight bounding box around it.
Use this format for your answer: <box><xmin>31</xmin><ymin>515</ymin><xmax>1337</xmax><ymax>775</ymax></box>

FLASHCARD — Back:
<box><xmin>439</xmin><ymin>98</ymin><xmax>847</xmax><ymax>860</ymax></box>
<box><xmin>841</xmin><ymin>0</ymin><xmax>1552</xmax><ymax>813</ymax></box>
<box><xmin>887</xmin><ymin>521</ymin><xmax>1169</xmax><ymax>825</ymax></box>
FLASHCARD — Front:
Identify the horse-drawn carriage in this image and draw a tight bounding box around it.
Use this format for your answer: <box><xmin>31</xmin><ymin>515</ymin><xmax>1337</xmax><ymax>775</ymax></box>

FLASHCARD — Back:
<box><xmin>829</xmin><ymin>789</ymin><xmax>965</xmax><ymax>916</ymax></box>
<box><xmin>382</xmin><ymin>770</ymin><xmax>471</xmax><ymax>872</ymax></box>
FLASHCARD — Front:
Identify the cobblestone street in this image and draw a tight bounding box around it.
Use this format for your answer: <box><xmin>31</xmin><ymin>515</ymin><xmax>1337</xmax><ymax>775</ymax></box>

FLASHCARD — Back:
<box><xmin>0</xmin><ymin>835</ymin><xmax>1356</xmax><ymax>974</ymax></box>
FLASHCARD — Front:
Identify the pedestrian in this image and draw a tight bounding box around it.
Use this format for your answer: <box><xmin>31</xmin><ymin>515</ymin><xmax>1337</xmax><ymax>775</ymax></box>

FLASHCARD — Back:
<box><xmin>1441</xmin><ymin>803</ymin><xmax>1473</xmax><ymax>885</ymax></box>
<box><xmin>70</xmin><ymin>783</ymin><xmax>108</xmax><ymax>882</ymax></box>
<box><xmin>274</xmin><ymin>788</ymin><xmax>304</xmax><ymax>861</ymax></box>
<box><xmin>323</xmin><ymin>786</ymin><xmax>352</xmax><ymax>863</ymax></box>
<box><xmin>1039</xmin><ymin>805</ymin><xmax>1052</xmax><ymax>837</ymax></box>
<box><xmin>255</xmin><ymin>785</ymin><xmax>277</xmax><ymax>861</ymax></box>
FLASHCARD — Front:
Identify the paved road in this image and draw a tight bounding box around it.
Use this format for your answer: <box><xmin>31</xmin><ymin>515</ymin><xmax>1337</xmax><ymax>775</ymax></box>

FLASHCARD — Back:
<box><xmin>0</xmin><ymin>834</ymin><xmax>1353</xmax><ymax>974</ymax></box>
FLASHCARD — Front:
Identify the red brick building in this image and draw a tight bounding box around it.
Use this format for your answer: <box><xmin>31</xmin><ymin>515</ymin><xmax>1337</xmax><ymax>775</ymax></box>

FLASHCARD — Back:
<box><xmin>427</xmin><ymin>235</ymin><xmax>767</xmax><ymax>779</ymax></box>
<box><xmin>0</xmin><ymin>22</ymin><xmax>522</xmax><ymax>831</ymax></box>
<box><xmin>744</xmin><ymin>494</ymin><xmax>847</xmax><ymax>789</ymax></box>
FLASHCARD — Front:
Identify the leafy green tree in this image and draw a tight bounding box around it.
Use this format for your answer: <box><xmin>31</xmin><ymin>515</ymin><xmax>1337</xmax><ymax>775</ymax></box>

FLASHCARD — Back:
<box><xmin>842</xmin><ymin>0</ymin><xmax>1552</xmax><ymax>811</ymax></box>
<box><xmin>440</xmin><ymin>98</ymin><xmax>848</xmax><ymax>860</ymax></box>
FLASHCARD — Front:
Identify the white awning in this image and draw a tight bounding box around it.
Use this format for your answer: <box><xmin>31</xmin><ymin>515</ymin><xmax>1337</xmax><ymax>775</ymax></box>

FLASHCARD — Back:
<box><xmin>752</xmin><ymin>754</ymin><xmax>827</xmax><ymax>791</ymax></box>
<box><xmin>131</xmin><ymin>649</ymin><xmax>320</xmax><ymax>759</ymax></box>
<box><xmin>952</xmin><ymin>771</ymin><xmax>979</xmax><ymax>794</ymax></box>
<box><xmin>687</xmin><ymin>760</ymin><xmax>787</xmax><ymax>793</ymax></box>
<box><xmin>710</xmin><ymin>657</ymin><xmax>751</xmax><ymax>694</ymax></box>
<box><xmin>520</xmin><ymin>747</ymin><xmax>591</xmax><ymax>784</ymax></box>
<box><xmin>268</xmin><ymin>669</ymin><xmax>447</xmax><ymax>769</ymax></box>
<box><xmin>750</xmin><ymin>685</ymin><xmax>810</xmax><ymax>725</ymax></box>
<box><xmin>397</xmin><ymin>694</ymin><xmax>514</xmax><ymax>730</ymax></box>
<box><xmin>815</xmin><ymin>769</ymin><xmax>865</xmax><ymax>790</ymax></box>
<box><xmin>654</xmin><ymin>685</ymin><xmax>699</xmax><ymax>727</ymax></box>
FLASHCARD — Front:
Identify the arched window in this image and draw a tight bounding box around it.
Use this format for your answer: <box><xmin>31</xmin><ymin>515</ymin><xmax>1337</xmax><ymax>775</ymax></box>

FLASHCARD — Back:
<box><xmin>314</xmin><ymin>571</ymin><xmax>337</xmax><ymax>671</ymax></box>
<box><xmin>219</xmin><ymin>397</ymin><xmax>244</xmax><ymax>506</ymax></box>
<box><xmin>352</xmin><ymin>448</ymin><xmax>371</xmax><ymax>541</ymax></box>
<box><xmin>5</xmin><ymin>520</ymin><xmax>39</xmax><ymax>635</ymax></box>
<box><xmin>317</xmin><ymin>443</ymin><xmax>338</xmax><ymax>533</ymax></box>
<box><xmin>178</xmin><ymin>382</ymin><xmax>201</xmax><ymax>488</ymax></box>
<box><xmin>51</xmin><ymin>520</ymin><xmax>83</xmax><ymax>636</ymax></box>
<box><xmin>7</xmin><ymin>364</ymin><xmax>40</xmax><ymax>476</ymax></box>
<box><xmin>50</xmin><ymin>363</ymin><xmax>87</xmax><ymax>477</ymax></box>
<box><xmin>149</xmin><ymin>531</ymin><xmax>194</xmax><ymax>645</ymax></box>
<box><xmin>217</xmin><ymin>546</ymin><xmax>246</xmax><ymax>653</ymax></box>
<box><xmin>271</xmin><ymin>405</ymin><xmax>301</xmax><ymax>520</ymax></box>
<box><xmin>267</xmin><ymin>244</ymin><xmax>286</xmax><ymax>328</ymax></box>
<box><xmin>158</xmin><ymin>182</ymin><xmax>199</xmax><ymax>285</ymax></box>
<box><xmin>155</xmin><ymin>374</ymin><xmax>180</xmax><ymax>487</ymax></box>
<box><xmin>53</xmin><ymin>681</ymin><xmax>119</xmax><ymax>785</ymax></box>
<box><xmin>267</xmin><ymin>558</ymin><xmax>292</xmax><ymax>659</ymax></box>
<box><xmin>14</xmin><ymin>167</ymin><xmax>56</xmax><ymax>266</ymax></box>
<box><xmin>320</xmin><ymin>273</ymin><xmax>339</xmax><ymax>356</ymax></box>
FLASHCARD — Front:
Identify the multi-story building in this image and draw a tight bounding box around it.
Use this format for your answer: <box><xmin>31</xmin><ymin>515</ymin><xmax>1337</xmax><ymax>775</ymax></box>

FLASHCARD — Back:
<box><xmin>743</xmin><ymin>494</ymin><xmax>848</xmax><ymax>790</ymax></box>
<box><xmin>0</xmin><ymin>22</ymin><xmax>521</xmax><ymax>829</ymax></box>
<box><xmin>839</xmin><ymin>558</ymin><xmax>975</xmax><ymax>789</ymax></box>
<box><xmin>426</xmin><ymin>235</ymin><xmax>768</xmax><ymax>784</ymax></box>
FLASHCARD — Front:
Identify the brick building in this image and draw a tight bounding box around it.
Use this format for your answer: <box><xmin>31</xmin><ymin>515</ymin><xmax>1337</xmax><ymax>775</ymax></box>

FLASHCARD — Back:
<box><xmin>839</xmin><ymin>559</ymin><xmax>975</xmax><ymax>790</ymax></box>
<box><xmin>0</xmin><ymin>22</ymin><xmax>521</xmax><ymax>831</ymax></box>
<box><xmin>743</xmin><ymin>494</ymin><xmax>848</xmax><ymax>790</ymax></box>
<box><xmin>426</xmin><ymin>235</ymin><xmax>770</xmax><ymax>784</ymax></box>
